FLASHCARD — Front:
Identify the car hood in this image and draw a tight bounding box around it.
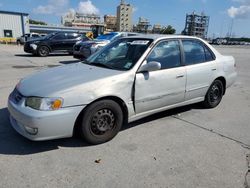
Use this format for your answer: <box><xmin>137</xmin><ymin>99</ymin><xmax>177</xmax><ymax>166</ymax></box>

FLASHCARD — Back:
<box><xmin>26</xmin><ymin>38</ymin><xmax>44</xmax><ymax>43</ymax></box>
<box><xmin>17</xmin><ymin>63</ymin><xmax>122</xmax><ymax>97</ymax></box>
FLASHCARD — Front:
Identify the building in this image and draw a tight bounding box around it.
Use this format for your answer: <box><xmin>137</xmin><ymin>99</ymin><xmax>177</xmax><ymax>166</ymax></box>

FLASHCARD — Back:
<box><xmin>133</xmin><ymin>17</ymin><xmax>151</xmax><ymax>33</ymax></box>
<box><xmin>0</xmin><ymin>10</ymin><xmax>30</xmax><ymax>38</ymax></box>
<box><xmin>117</xmin><ymin>0</ymin><xmax>133</xmax><ymax>32</ymax></box>
<box><xmin>61</xmin><ymin>11</ymin><xmax>104</xmax><ymax>32</ymax></box>
<box><xmin>152</xmin><ymin>24</ymin><xmax>162</xmax><ymax>34</ymax></box>
<box><xmin>182</xmin><ymin>12</ymin><xmax>209</xmax><ymax>39</ymax></box>
<box><xmin>104</xmin><ymin>15</ymin><xmax>117</xmax><ymax>32</ymax></box>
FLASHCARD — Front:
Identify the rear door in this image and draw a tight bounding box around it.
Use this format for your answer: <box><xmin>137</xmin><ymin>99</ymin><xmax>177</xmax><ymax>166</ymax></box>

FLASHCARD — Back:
<box><xmin>50</xmin><ymin>33</ymin><xmax>68</xmax><ymax>51</ymax></box>
<box><xmin>65</xmin><ymin>33</ymin><xmax>82</xmax><ymax>51</ymax></box>
<box><xmin>182</xmin><ymin>39</ymin><xmax>217</xmax><ymax>101</ymax></box>
<box><xmin>135</xmin><ymin>40</ymin><xmax>186</xmax><ymax>113</ymax></box>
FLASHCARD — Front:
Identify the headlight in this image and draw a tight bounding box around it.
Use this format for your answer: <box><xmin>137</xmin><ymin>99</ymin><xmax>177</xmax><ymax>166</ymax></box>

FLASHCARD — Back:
<box><xmin>30</xmin><ymin>43</ymin><xmax>37</xmax><ymax>50</ymax></box>
<box><xmin>25</xmin><ymin>97</ymin><xmax>63</xmax><ymax>111</ymax></box>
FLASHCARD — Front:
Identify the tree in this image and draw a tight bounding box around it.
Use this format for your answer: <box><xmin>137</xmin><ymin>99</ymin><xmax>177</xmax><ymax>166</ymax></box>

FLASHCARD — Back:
<box><xmin>29</xmin><ymin>19</ymin><xmax>47</xmax><ymax>25</ymax></box>
<box><xmin>160</xmin><ymin>25</ymin><xmax>176</xmax><ymax>35</ymax></box>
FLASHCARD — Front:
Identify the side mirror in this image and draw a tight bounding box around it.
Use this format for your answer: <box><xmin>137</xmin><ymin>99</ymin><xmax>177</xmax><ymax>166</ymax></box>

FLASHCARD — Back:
<box><xmin>138</xmin><ymin>61</ymin><xmax>161</xmax><ymax>73</ymax></box>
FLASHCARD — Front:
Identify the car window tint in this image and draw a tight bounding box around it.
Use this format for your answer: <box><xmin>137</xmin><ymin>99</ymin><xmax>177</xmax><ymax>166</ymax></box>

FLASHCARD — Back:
<box><xmin>53</xmin><ymin>33</ymin><xmax>67</xmax><ymax>40</ymax></box>
<box><xmin>32</xmin><ymin>34</ymin><xmax>40</xmax><ymax>38</ymax></box>
<box><xmin>67</xmin><ymin>33</ymin><xmax>80</xmax><ymax>39</ymax></box>
<box><xmin>147</xmin><ymin>40</ymin><xmax>181</xmax><ymax>69</ymax></box>
<box><xmin>204</xmin><ymin>45</ymin><xmax>214</xmax><ymax>61</ymax></box>
<box><xmin>182</xmin><ymin>40</ymin><xmax>206</xmax><ymax>65</ymax></box>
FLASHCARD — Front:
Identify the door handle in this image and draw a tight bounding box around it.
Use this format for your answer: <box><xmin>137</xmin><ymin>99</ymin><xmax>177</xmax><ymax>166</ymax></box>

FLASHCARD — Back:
<box><xmin>176</xmin><ymin>75</ymin><xmax>184</xmax><ymax>78</ymax></box>
<box><xmin>212</xmin><ymin>68</ymin><xmax>217</xmax><ymax>71</ymax></box>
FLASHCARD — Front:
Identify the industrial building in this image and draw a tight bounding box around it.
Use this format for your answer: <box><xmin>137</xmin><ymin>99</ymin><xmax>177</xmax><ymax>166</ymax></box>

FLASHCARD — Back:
<box><xmin>182</xmin><ymin>12</ymin><xmax>209</xmax><ymax>39</ymax></box>
<box><xmin>133</xmin><ymin>17</ymin><xmax>151</xmax><ymax>33</ymax></box>
<box><xmin>0</xmin><ymin>10</ymin><xmax>30</xmax><ymax>38</ymax></box>
<box><xmin>117</xmin><ymin>0</ymin><xmax>133</xmax><ymax>32</ymax></box>
<box><xmin>104</xmin><ymin>15</ymin><xmax>117</xmax><ymax>32</ymax></box>
<box><xmin>152</xmin><ymin>24</ymin><xmax>162</xmax><ymax>34</ymax></box>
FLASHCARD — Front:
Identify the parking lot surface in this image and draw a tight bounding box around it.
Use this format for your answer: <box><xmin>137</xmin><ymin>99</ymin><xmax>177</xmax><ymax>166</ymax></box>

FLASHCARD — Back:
<box><xmin>0</xmin><ymin>44</ymin><xmax>249</xmax><ymax>188</ymax></box>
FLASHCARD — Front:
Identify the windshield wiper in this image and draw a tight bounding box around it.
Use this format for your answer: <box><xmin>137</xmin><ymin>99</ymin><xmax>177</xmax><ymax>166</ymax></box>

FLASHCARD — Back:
<box><xmin>88</xmin><ymin>62</ymin><xmax>114</xmax><ymax>69</ymax></box>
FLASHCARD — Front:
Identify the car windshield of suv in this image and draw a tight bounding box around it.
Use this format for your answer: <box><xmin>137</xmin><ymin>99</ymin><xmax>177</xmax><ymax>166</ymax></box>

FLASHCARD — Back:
<box><xmin>96</xmin><ymin>33</ymin><xmax>118</xmax><ymax>41</ymax></box>
<box><xmin>83</xmin><ymin>38</ymin><xmax>153</xmax><ymax>71</ymax></box>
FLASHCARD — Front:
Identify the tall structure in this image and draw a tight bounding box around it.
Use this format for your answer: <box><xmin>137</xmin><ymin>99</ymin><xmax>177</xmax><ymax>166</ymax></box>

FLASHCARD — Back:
<box><xmin>182</xmin><ymin>12</ymin><xmax>209</xmax><ymax>39</ymax></box>
<box><xmin>104</xmin><ymin>15</ymin><xmax>117</xmax><ymax>32</ymax></box>
<box><xmin>116</xmin><ymin>0</ymin><xmax>133</xmax><ymax>32</ymax></box>
<box><xmin>133</xmin><ymin>17</ymin><xmax>151</xmax><ymax>33</ymax></box>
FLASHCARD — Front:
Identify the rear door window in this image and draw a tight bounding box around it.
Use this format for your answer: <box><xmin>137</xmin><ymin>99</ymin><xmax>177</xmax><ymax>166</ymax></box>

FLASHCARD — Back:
<box><xmin>67</xmin><ymin>33</ymin><xmax>81</xmax><ymax>40</ymax></box>
<box><xmin>53</xmin><ymin>33</ymin><xmax>67</xmax><ymax>40</ymax></box>
<box><xmin>182</xmin><ymin>40</ymin><xmax>206</xmax><ymax>65</ymax></box>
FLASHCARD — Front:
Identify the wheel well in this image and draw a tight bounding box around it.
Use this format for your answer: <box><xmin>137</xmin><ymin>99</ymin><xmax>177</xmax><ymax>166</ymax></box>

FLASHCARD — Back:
<box><xmin>73</xmin><ymin>96</ymin><xmax>129</xmax><ymax>136</ymax></box>
<box><xmin>215</xmin><ymin>77</ymin><xmax>226</xmax><ymax>95</ymax></box>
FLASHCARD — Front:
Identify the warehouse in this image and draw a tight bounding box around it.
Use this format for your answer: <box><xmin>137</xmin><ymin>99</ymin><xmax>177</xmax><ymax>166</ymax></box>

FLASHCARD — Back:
<box><xmin>0</xmin><ymin>10</ymin><xmax>29</xmax><ymax>38</ymax></box>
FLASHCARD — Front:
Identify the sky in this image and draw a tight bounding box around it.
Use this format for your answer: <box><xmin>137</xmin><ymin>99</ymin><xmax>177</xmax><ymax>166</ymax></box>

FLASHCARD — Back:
<box><xmin>0</xmin><ymin>0</ymin><xmax>250</xmax><ymax>38</ymax></box>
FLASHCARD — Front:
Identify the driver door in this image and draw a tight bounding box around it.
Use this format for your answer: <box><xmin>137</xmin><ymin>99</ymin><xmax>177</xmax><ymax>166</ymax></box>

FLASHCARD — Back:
<box><xmin>134</xmin><ymin>40</ymin><xmax>186</xmax><ymax>114</ymax></box>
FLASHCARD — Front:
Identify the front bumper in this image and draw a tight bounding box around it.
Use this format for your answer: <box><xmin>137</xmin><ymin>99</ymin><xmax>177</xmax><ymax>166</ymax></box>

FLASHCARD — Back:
<box><xmin>8</xmin><ymin>97</ymin><xmax>85</xmax><ymax>141</ymax></box>
<box><xmin>24</xmin><ymin>43</ymin><xmax>36</xmax><ymax>54</ymax></box>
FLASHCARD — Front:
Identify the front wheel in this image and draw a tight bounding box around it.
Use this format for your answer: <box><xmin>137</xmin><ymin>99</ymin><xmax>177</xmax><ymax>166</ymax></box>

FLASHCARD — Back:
<box><xmin>80</xmin><ymin>100</ymin><xmax>123</xmax><ymax>144</ymax></box>
<box><xmin>203</xmin><ymin>80</ymin><xmax>224</xmax><ymax>108</ymax></box>
<box><xmin>37</xmin><ymin>46</ymin><xmax>50</xmax><ymax>57</ymax></box>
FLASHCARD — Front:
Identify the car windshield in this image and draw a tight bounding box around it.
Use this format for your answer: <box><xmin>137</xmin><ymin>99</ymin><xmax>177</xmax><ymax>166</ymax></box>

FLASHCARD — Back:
<box><xmin>83</xmin><ymin>38</ymin><xmax>153</xmax><ymax>71</ymax></box>
<box><xmin>96</xmin><ymin>33</ymin><xmax>118</xmax><ymax>41</ymax></box>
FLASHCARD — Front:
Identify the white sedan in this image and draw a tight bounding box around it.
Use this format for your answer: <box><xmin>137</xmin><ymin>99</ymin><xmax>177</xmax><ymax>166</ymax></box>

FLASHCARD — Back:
<box><xmin>8</xmin><ymin>35</ymin><xmax>237</xmax><ymax>144</ymax></box>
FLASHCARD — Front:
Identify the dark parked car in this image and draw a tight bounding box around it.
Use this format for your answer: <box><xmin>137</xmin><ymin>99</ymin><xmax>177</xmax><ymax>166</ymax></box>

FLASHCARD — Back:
<box><xmin>73</xmin><ymin>32</ymin><xmax>139</xmax><ymax>60</ymax></box>
<box><xmin>24</xmin><ymin>32</ymin><xmax>89</xmax><ymax>57</ymax></box>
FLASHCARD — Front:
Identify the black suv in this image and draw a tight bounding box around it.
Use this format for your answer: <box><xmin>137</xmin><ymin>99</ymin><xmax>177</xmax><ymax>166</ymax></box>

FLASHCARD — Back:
<box><xmin>24</xmin><ymin>32</ymin><xmax>89</xmax><ymax>57</ymax></box>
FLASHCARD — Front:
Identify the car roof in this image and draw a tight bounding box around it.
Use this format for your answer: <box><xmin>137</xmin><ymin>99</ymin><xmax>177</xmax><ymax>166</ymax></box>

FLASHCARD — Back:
<box><xmin>124</xmin><ymin>34</ymin><xmax>204</xmax><ymax>41</ymax></box>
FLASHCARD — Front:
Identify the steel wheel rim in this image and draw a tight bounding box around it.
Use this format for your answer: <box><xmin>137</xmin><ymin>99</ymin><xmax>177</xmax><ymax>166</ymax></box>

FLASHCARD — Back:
<box><xmin>90</xmin><ymin>108</ymin><xmax>115</xmax><ymax>136</ymax></box>
<box><xmin>209</xmin><ymin>83</ymin><xmax>222</xmax><ymax>103</ymax></box>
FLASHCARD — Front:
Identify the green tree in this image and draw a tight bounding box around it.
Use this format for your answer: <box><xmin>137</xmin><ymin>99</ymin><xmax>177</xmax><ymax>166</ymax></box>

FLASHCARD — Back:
<box><xmin>160</xmin><ymin>25</ymin><xmax>176</xmax><ymax>34</ymax></box>
<box><xmin>29</xmin><ymin>19</ymin><xmax>47</xmax><ymax>25</ymax></box>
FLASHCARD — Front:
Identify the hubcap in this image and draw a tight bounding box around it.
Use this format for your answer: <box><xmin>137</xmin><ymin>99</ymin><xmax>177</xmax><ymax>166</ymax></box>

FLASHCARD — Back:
<box><xmin>90</xmin><ymin>109</ymin><xmax>115</xmax><ymax>135</ymax></box>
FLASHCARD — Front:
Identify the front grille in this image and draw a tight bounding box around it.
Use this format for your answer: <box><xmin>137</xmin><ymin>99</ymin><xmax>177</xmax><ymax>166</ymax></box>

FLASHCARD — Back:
<box><xmin>11</xmin><ymin>88</ymin><xmax>23</xmax><ymax>104</ymax></box>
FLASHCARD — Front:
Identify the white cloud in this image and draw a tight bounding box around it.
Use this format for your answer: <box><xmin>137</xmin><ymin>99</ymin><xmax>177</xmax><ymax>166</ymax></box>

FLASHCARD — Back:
<box><xmin>33</xmin><ymin>0</ymin><xmax>69</xmax><ymax>15</ymax></box>
<box><xmin>132</xmin><ymin>7</ymin><xmax>138</xmax><ymax>13</ymax></box>
<box><xmin>77</xmin><ymin>0</ymin><xmax>100</xmax><ymax>15</ymax></box>
<box><xmin>228</xmin><ymin>0</ymin><xmax>250</xmax><ymax>18</ymax></box>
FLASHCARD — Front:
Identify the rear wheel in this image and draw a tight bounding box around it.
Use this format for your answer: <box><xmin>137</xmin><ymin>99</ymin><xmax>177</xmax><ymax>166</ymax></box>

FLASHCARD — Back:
<box><xmin>38</xmin><ymin>46</ymin><xmax>50</xmax><ymax>57</ymax></box>
<box><xmin>203</xmin><ymin>80</ymin><xmax>224</xmax><ymax>108</ymax></box>
<box><xmin>80</xmin><ymin>100</ymin><xmax>123</xmax><ymax>144</ymax></box>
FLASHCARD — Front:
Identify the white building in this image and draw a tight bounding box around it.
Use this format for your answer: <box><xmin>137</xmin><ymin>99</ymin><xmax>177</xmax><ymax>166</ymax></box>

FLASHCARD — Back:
<box><xmin>0</xmin><ymin>10</ymin><xmax>30</xmax><ymax>38</ymax></box>
<box><xmin>117</xmin><ymin>0</ymin><xmax>133</xmax><ymax>32</ymax></box>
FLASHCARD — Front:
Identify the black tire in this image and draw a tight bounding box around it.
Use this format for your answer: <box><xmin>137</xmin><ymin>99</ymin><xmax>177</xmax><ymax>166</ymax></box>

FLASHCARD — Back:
<box><xmin>16</xmin><ymin>40</ymin><xmax>21</xmax><ymax>45</ymax></box>
<box><xmin>37</xmin><ymin>46</ymin><xmax>50</xmax><ymax>57</ymax></box>
<box><xmin>203</xmin><ymin>80</ymin><xmax>224</xmax><ymax>108</ymax></box>
<box><xmin>80</xmin><ymin>100</ymin><xmax>123</xmax><ymax>144</ymax></box>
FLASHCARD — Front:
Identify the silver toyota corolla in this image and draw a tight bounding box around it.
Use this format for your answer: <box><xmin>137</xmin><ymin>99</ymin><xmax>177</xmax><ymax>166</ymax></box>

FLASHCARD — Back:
<box><xmin>8</xmin><ymin>35</ymin><xmax>237</xmax><ymax>144</ymax></box>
